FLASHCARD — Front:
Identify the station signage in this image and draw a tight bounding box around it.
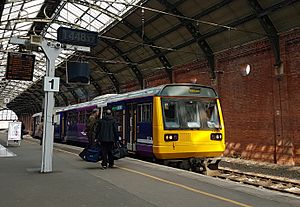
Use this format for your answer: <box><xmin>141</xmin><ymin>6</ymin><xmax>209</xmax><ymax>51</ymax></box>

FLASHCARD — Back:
<box><xmin>57</xmin><ymin>27</ymin><xmax>98</xmax><ymax>47</ymax></box>
<box><xmin>6</xmin><ymin>52</ymin><xmax>35</xmax><ymax>81</ymax></box>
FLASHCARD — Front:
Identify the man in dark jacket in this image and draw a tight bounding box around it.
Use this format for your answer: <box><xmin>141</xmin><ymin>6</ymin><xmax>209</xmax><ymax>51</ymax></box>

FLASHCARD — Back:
<box><xmin>96</xmin><ymin>109</ymin><xmax>118</xmax><ymax>168</ymax></box>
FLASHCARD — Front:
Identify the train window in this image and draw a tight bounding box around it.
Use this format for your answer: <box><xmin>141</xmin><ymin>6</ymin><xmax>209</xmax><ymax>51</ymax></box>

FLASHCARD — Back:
<box><xmin>79</xmin><ymin>111</ymin><xmax>85</xmax><ymax>123</ymax></box>
<box><xmin>163</xmin><ymin>101</ymin><xmax>180</xmax><ymax>128</ymax></box>
<box><xmin>184</xmin><ymin>101</ymin><xmax>200</xmax><ymax>128</ymax></box>
<box><xmin>162</xmin><ymin>98</ymin><xmax>220</xmax><ymax>130</ymax></box>
<box><xmin>137</xmin><ymin>103</ymin><xmax>152</xmax><ymax>123</ymax></box>
<box><xmin>204</xmin><ymin>102</ymin><xmax>221</xmax><ymax>129</ymax></box>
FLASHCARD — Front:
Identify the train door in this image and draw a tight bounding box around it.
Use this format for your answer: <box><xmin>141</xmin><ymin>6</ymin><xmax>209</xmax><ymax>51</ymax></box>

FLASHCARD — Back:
<box><xmin>112</xmin><ymin>108</ymin><xmax>125</xmax><ymax>144</ymax></box>
<box><xmin>60</xmin><ymin>113</ymin><xmax>67</xmax><ymax>142</ymax></box>
<box><xmin>126</xmin><ymin>103</ymin><xmax>137</xmax><ymax>152</ymax></box>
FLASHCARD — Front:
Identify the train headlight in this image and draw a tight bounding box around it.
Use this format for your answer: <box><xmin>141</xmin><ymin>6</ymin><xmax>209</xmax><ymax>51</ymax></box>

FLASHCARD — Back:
<box><xmin>164</xmin><ymin>134</ymin><xmax>178</xmax><ymax>142</ymax></box>
<box><xmin>211</xmin><ymin>133</ymin><xmax>222</xmax><ymax>141</ymax></box>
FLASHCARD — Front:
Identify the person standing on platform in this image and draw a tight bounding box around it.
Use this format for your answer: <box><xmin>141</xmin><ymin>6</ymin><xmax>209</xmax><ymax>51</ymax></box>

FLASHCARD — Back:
<box><xmin>38</xmin><ymin>119</ymin><xmax>44</xmax><ymax>145</ymax></box>
<box><xmin>21</xmin><ymin>121</ymin><xmax>25</xmax><ymax>140</ymax></box>
<box><xmin>86</xmin><ymin>108</ymin><xmax>100</xmax><ymax>146</ymax></box>
<box><xmin>96</xmin><ymin>109</ymin><xmax>118</xmax><ymax>169</ymax></box>
<box><xmin>79</xmin><ymin>108</ymin><xmax>99</xmax><ymax>159</ymax></box>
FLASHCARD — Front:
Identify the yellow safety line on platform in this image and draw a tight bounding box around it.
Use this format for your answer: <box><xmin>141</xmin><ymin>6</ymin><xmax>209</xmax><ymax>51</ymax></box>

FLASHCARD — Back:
<box><xmin>55</xmin><ymin>148</ymin><xmax>251</xmax><ymax>207</ymax></box>
<box><xmin>119</xmin><ymin>166</ymin><xmax>252</xmax><ymax>207</ymax></box>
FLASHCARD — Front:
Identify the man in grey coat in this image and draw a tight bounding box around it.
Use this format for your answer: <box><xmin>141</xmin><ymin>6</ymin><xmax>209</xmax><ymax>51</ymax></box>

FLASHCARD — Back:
<box><xmin>96</xmin><ymin>109</ymin><xmax>118</xmax><ymax>168</ymax></box>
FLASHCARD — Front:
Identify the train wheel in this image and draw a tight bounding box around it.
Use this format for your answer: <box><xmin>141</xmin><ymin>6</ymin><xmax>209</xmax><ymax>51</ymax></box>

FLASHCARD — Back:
<box><xmin>178</xmin><ymin>160</ymin><xmax>191</xmax><ymax>170</ymax></box>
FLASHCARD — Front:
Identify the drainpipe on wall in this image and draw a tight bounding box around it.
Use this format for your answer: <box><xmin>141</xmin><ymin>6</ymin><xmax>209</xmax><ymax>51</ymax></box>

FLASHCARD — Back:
<box><xmin>273</xmin><ymin>63</ymin><xmax>284</xmax><ymax>164</ymax></box>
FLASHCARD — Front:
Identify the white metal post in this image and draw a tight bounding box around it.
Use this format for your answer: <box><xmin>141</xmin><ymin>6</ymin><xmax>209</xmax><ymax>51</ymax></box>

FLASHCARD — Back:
<box><xmin>40</xmin><ymin>40</ymin><xmax>62</xmax><ymax>173</ymax></box>
<box><xmin>9</xmin><ymin>37</ymin><xmax>90</xmax><ymax>173</ymax></box>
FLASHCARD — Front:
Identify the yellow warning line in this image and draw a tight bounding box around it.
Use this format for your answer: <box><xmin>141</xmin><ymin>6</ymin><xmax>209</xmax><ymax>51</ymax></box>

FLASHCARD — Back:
<box><xmin>53</xmin><ymin>147</ymin><xmax>252</xmax><ymax>207</ymax></box>
<box><xmin>119</xmin><ymin>166</ymin><xmax>252</xmax><ymax>207</ymax></box>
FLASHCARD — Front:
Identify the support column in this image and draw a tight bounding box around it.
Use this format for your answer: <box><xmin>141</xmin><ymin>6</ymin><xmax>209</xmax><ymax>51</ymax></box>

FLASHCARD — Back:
<box><xmin>40</xmin><ymin>41</ymin><xmax>62</xmax><ymax>173</ymax></box>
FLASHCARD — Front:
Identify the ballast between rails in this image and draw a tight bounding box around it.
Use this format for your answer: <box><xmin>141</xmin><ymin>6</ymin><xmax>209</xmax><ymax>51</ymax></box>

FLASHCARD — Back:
<box><xmin>217</xmin><ymin>167</ymin><xmax>300</xmax><ymax>196</ymax></box>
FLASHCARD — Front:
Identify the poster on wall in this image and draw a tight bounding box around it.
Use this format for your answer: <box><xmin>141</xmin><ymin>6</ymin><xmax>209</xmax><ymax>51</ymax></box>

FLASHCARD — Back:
<box><xmin>7</xmin><ymin>122</ymin><xmax>22</xmax><ymax>146</ymax></box>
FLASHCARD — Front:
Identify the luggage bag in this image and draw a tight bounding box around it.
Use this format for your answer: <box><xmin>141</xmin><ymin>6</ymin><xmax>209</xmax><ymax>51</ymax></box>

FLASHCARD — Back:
<box><xmin>79</xmin><ymin>145</ymin><xmax>102</xmax><ymax>162</ymax></box>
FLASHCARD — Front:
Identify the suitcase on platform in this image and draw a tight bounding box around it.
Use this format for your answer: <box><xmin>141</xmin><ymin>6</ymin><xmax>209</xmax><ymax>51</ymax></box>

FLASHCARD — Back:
<box><xmin>79</xmin><ymin>145</ymin><xmax>102</xmax><ymax>163</ymax></box>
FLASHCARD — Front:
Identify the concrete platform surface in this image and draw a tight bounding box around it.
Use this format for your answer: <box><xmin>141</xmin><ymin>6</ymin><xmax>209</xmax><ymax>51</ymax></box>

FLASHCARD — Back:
<box><xmin>0</xmin><ymin>131</ymin><xmax>299</xmax><ymax>207</ymax></box>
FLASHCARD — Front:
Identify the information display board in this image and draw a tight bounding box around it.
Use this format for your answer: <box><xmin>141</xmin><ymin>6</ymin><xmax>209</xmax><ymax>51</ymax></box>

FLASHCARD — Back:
<box><xmin>7</xmin><ymin>122</ymin><xmax>22</xmax><ymax>146</ymax></box>
<box><xmin>6</xmin><ymin>52</ymin><xmax>35</xmax><ymax>81</ymax></box>
<box><xmin>57</xmin><ymin>27</ymin><xmax>98</xmax><ymax>47</ymax></box>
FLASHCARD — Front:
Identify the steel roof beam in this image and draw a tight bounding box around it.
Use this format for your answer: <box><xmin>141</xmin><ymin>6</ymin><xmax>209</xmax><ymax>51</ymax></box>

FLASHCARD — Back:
<box><xmin>122</xmin><ymin>20</ymin><xmax>173</xmax><ymax>82</ymax></box>
<box><xmin>154</xmin><ymin>0</ymin><xmax>216</xmax><ymax>79</ymax></box>
<box><xmin>136</xmin><ymin>0</ymin><xmax>296</xmax><ymax>65</ymax></box>
<box><xmin>248</xmin><ymin>0</ymin><xmax>281</xmax><ymax>66</ymax></box>
<box><xmin>59</xmin><ymin>78</ymin><xmax>80</xmax><ymax>103</ymax></box>
<box><xmin>56</xmin><ymin>92</ymin><xmax>69</xmax><ymax>106</ymax></box>
<box><xmin>89</xmin><ymin>76</ymin><xmax>103</xmax><ymax>94</ymax></box>
<box><xmin>9</xmin><ymin>91</ymin><xmax>42</xmax><ymax>113</ymax></box>
<box><xmin>0</xmin><ymin>0</ymin><xmax>4</xmax><ymax>18</ymax></box>
<box><xmin>8</xmin><ymin>97</ymin><xmax>40</xmax><ymax>114</ymax></box>
<box><xmin>92</xmin><ymin>60</ymin><xmax>120</xmax><ymax>93</ymax></box>
<box><xmin>102</xmin><ymin>39</ymin><xmax>144</xmax><ymax>88</ymax></box>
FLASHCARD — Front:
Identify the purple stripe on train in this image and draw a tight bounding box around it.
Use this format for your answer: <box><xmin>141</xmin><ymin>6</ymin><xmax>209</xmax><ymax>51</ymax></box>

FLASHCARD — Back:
<box><xmin>136</xmin><ymin>143</ymin><xmax>153</xmax><ymax>157</ymax></box>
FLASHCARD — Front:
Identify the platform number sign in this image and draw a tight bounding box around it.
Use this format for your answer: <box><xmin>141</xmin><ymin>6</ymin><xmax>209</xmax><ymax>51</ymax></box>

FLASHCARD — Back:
<box><xmin>44</xmin><ymin>77</ymin><xmax>60</xmax><ymax>92</ymax></box>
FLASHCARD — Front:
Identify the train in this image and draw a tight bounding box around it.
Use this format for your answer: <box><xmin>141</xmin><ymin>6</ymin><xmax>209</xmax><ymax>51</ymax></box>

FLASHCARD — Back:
<box><xmin>32</xmin><ymin>83</ymin><xmax>225</xmax><ymax>173</ymax></box>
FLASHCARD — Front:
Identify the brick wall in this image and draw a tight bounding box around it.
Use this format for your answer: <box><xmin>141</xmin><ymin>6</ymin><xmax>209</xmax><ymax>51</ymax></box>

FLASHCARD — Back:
<box><xmin>120</xmin><ymin>28</ymin><xmax>300</xmax><ymax>165</ymax></box>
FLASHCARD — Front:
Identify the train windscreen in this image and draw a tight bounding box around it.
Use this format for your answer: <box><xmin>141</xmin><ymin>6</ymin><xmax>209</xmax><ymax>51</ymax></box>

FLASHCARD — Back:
<box><xmin>162</xmin><ymin>98</ymin><xmax>221</xmax><ymax>130</ymax></box>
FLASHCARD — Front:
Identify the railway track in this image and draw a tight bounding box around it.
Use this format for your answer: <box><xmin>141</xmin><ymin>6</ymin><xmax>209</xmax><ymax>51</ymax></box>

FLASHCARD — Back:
<box><xmin>216</xmin><ymin>167</ymin><xmax>300</xmax><ymax>196</ymax></box>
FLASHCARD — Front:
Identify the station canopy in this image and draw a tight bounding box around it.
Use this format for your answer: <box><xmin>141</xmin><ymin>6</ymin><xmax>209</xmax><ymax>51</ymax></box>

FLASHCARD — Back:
<box><xmin>0</xmin><ymin>0</ymin><xmax>299</xmax><ymax>115</ymax></box>
<box><xmin>0</xmin><ymin>0</ymin><xmax>140</xmax><ymax>110</ymax></box>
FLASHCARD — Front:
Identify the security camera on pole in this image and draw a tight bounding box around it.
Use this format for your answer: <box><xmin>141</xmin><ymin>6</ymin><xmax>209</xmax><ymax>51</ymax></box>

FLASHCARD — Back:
<box><xmin>10</xmin><ymin>27</ymin><xmax>96</xmax><ymax>173</ymax></box>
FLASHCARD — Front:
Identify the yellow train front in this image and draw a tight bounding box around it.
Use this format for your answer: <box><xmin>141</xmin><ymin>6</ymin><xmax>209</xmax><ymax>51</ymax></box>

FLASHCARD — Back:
<box><xmin>109</xmin><ymin>84</ymin><xmax>225</xmax><ymax>173</ymax></box>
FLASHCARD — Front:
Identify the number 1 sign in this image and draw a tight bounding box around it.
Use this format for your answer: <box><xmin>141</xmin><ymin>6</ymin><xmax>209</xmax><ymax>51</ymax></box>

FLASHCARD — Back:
<box><xmin>44</xmin><ymin>77</ymin><xmax>60</xmax><ymax>92</ymax></box>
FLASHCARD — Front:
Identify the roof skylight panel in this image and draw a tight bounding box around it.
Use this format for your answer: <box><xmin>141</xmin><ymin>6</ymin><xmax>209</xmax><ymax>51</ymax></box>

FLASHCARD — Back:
<box><xmin>12</xmin><ymin>30</ymin><xmax>27</xmax><ymax>37</ymax></box>
<box><xmin>98</xmin><ymin>13</ymin><xmax>111</xmax><ymax>24</ymax></box>
<box><xmin>79</xmin><ymin>20</ymin><xmax>89</xmax><ymax>29</ymax></box>
<box><xmin>90</xmin><ymin>19</ymin><xmax>104</xmax><ymax>30</ymax></box>
<box><xmin>11</xmin><ymin>5</ymin><xmax>22</xmax><ymax>13</ymax></box>
<box><xmin>73</xmin><ymin>2</ymin><xmax>89</xmax><ymax>13</ymax></box>
<box><xmin>68</xmin><ymin>2</ymin><xmax>86</xmax><ymax>17</ymax></box>
<box><xmin>82</xmin><ymin>13</ymin><xmax>97</xmax><ymax>25</ymax></box>
<box><xmin>23</xmin><ymin>0</ymin><xmax>44</xmax><ymax>15</ymax></box>
<box><xmin>107</xmin><ymin>6</ymin><xmax>121</xmax><ymax>15</ymax></box>
<box><xmin>1</xmin><ymin>14</ymin><xmax>9</xmax><ymax>22</ymax></box>
<box><xmin>59</xmin><ymin>8</ymin><xmax>78</xmax><ymax>23</ymax></box>
<box><xmin>8</xmin><ymin>11</ymin><xmax>19</xmax><ymax>20</ymax></box>
<box><xmin>90</xmin><ymin>7</ymin><xmax>101</xmax><ymax>18</ymax></box>
<box><xmin>15</xmin><ymin>22</ymin><xmax>31</xmax><ymax>29</ymax></box>
<box><xmin>97</xmin><ymin>1</ymin><xmax>110</xmax><ymax>9</ymax></box>
<box><xmin>44</xmin><ymin>24</ymin><xmax>60</xmax><ymax>39</ymax></box>
<box><xmin>0</xmin><ymin>24</ymin><xmax>5</xmax><ymax>30</ymax></box>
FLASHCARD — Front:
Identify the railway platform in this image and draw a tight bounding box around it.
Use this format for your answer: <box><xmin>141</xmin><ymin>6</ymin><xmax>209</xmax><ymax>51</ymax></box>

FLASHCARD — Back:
<box><xmin>0</xmin><ymin>131</ymin><xmax>299</xmax><ymax>207</ymax></box>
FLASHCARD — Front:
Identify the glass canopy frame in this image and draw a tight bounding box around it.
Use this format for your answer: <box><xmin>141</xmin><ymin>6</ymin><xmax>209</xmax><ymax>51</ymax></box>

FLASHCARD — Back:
<box><xmin>0</xmin><ymin>0</ymin><xmax>140</xmax><ymax>104</ymax></box>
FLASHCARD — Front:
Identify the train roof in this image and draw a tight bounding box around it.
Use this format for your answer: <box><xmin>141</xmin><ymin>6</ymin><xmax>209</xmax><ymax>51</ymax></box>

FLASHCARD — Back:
<box><xmin>108</xmin><ymin>83</ymin><xmax>218</xmax><ymax>103</ymax></box>
<box><xmin>56</xmin><ymin>94</ymin><xmax>118</xmax><ymax>112</ymax></box>
<box><xmin>56</xmin><ymin>84</ymin><xmax>217</xmax><ymax>112</ymax></box>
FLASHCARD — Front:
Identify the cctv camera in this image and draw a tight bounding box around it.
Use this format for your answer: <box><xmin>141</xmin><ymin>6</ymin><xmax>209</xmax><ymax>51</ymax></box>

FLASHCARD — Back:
<box><xmin>55</xmin><ymin>43</ymin><xmax>61</xmax><ymax>48</ymax></box>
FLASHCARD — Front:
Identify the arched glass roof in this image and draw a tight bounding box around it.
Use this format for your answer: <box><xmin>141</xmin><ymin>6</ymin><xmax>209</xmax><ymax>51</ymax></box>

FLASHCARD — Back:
<box><xmin>0</xmin><ymin>0</ymin><xmax>140</xmax><ymax>106</ymax></box>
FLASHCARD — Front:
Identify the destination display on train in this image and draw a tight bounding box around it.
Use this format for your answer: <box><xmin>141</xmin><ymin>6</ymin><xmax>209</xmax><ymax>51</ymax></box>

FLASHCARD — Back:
<box><xmin>6</xmin><ymin>52</ymin><xmax>35</xmax><ymax>81</ymax></box>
